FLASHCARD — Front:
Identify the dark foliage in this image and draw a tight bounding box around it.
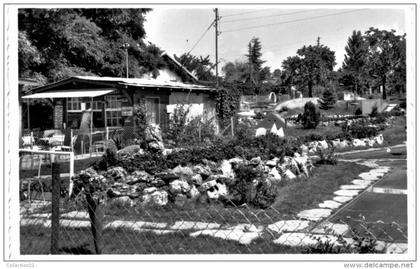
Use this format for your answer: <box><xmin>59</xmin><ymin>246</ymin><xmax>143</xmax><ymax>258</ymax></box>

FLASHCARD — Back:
<box><xmin>302</xmin><ymin>101</ymin><xmax>320</xmax><ymax>129</ymax></box>
<box><xmin>318</xmin><ymin>88</ymin><xmax>336</xmax><ymax>110</ymax></box>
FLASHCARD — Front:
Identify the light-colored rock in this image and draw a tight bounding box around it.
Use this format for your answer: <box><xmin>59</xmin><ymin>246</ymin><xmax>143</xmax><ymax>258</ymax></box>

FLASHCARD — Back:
<box><xmin>220</xmin><ymin>160</ymin><xmax>234</xmax><ymax>178</ymax></box>
<box><xmin>143</xmin><ymin>187</ymin><xmax>157</xmax><ymax>194</ymax></box>
<box><xmin>191</xmin><ymin>174</ymin><xmax>203</xmax><ymax>186</ymax></box>
<box><xmin>333</xmin><ymin>189</ymin><xmax>361</xmax><ymax>197</ymax></box>
<box><xmin>352</xmin><ymin>139</ymin><xmax>366</xmax><ymax>147</ymax></box>
<box><xmin>192</xmin><ymin>165</ymin><xmax>212</xmax><ymax>177</ymax></box>
<box><xmin>294</xmin><ymin>156</ymin><xmax>309</xmax><ymax>177</ymax></box>
<box><xmin>200</xmin><ymin>179</ymin><xmax>217</xmax><ymax>191</ymax></box>
<box><xmin>151</xmin><ymin>190</ymin><xmax>168</xmax><ymax>206</ymax></box>
<box><xmin>169</xmin><ymin>180</ymin><xmax>191</xmax><ymax>194</ymax></box>
<box><xmin>358</xmin><ymin>172</ymin><xmax>380</xmax><ymax>181</ymax></box>
<box><xmin>331</xmin><ymin>139</ymin><xmax>341</xmax><ymax>148</ymax></box>
<box><xmin>284</xmin><ymin>169</ymin><xmax>297</xmax><ymax>180</ymax></box>
<box><xmin>318</xmin><ymin>200</ymin><xmax>342</xmax><ymax>209</ymax></box>
<box><xmin>111</xmin><ymin>196</ymin><xmax>133</xmax><ymax>206</ymax></box>
<box><xmin>267</xmin><ymin>220</ymin><xmax>310</xmax><ymax>234</ymax></box>
<box><xmin>172</xmin><ymin>165</ymin><xmax>194</xmax><ymax>177</ymax></box>
<box><xmin>217</xmin><ymin>182</ymin><xmax>228</xmax><ymax>197</ymax></box>
<box><xmin>60</xmin><ymin>211</ymin><xmax>89</xmax><ymax>220</ymax></box>
<box><xmin>255</xmin><ymin>127</ymin><xmax>267</xmax><ymax>137</ymax></box>
<box><xmin>268</xmin><ymin>167</ymin><xmax>282</xmax><ymax>182</ymax></box>
<box><xmin>333</xmin><ymin>196</ymin><xmax>353</xmax><ymax>203</ymax></box>
<box><xmin>266</xmin><ymin>159</ymin><xmax>277</xmax><ymax>167</ymax></box>
<box><xmin>190</xmin><ymin>229</ymin><xmax>260</xmax><ymax>245</ymax></box>
<box><xmin>170</xmin><ymin>221</ymin><xmax>221</xmax><ymax>230</ymax></box>
<box><xmin>277</xmin><ymin>127</ymin><xmax>285</xmax><ymax>138</ymax></box>
<box><xmin>311</xmin><ymin>221</ymin><xmax>350</xmax><ymax>236</ymax></box>
<box><xmin>228</xmin><ymin>157</ymin><xmax>244</xmax><ymax>164</ymax></box>
<box><xmin>250</xmin><ymin>156</ymin><xmax>262</xmax><ymax>166</ymax></box>
<box><xmin>297</xmin><ymin>208</ymin><xmax>332</xmax><ymax>221</ymax></box>
<box><xmin>338</xmin><ymin>140</ymin><xmax>349</xmax><ymax>149</ymax></box>
<box><xmin>365</xmin><ymin>139</ymin><xmax>375</xmax><ymax>147</ymax></box>
<box><xmin>188</xmin><ymin>185</ymin><xmax>200</xmax><ymax>200</ymax></box>
<box><xmin>375</xmin><ymin>134</ymin><xmax>384</xmax><ymax>145</ymax></box>
<box><xmin>300</xmin><ymin>144</ymin><xmax>309</xmax><ymax>155</ymax></box>
<box><xmin>318</xmin><ymin>140</ymin><xmax>329</xmax><ymax>150</ymax></box>
<box><xmin>352</xmin><ymin>179</ymin><xmax>370</xmax><ymax>185</ymax></box>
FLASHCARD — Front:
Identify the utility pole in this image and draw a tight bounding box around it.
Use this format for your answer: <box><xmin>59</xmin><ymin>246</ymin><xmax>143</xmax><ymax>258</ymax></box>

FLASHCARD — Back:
<box><xmin>214</xmin><ymin>8</ymin><xmax>219</xmax><ymax>88</ymax></box>
<box><xmin>122</xmin><ymin>43</ymin><xmax>130</xmax><ymax>78</ymax></box>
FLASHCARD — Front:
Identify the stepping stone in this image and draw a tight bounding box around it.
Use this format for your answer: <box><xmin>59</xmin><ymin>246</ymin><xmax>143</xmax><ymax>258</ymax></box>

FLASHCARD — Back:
<box><xmin>333</xmin><ymin>196</ymin><xmax>353</xmax><ymax>203</ymax></box>
<box><xmin>61</xmin><ymin>211</ymin><xmax>89</xmax><ymax>220</ymax></box>
<box><xmin>318</xmin><ymin>200</ymin><xmax>342</xmax><ymax>209</ymax></box>
<box><xmin>358</xmin><ymin>172</ymin><xmax>380</xmax><ymax>181</ymax></box>
<box><xmin>190</xmin><ymin>229</ymin><xmax>260</xmax><ymax>245</ymax></box>
<box><xmin>334</xmin><ymin>189</ymin><xmax>360</xmax><ymax>197</ymax></box>
<box><xmin>229</xmin><ymin>224</ymin><xmax>264</xmax><ymax>233</ymax></box>
<box><xmin>352</xmin><ymin>179</ymin><xmax>371</xmax><ymax>185</ymax></box>
<box><xmin>170</xmin><ymin>221</ymin><xmax>221</xmax><ymax>230</ymax></box>
<box><xmin>59</xmin><ymin>219</ymin><xmax>91</xmax><ymax>228</ymax></box>
<box><xmin>297</xmin><ymin>208</ymin><xmax>332</xmax><ymax>221</ymax></box>
<box><xmin>340</xmin><ymin>184</ymin><xmax>367</xmax><ymax>190</ymax></box>
<box><xmin>311</xmin><ymin>221</ymin><xmax>350</xmax><ymax>236</ymax></box>
<box><xmin>267</xmin><ymin>220</ymin><xmax>310</xmax><ymax>234</ymax></box>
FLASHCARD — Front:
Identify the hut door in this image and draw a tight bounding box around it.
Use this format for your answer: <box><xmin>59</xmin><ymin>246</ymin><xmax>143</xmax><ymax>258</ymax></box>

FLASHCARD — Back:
<box><xmin>145</xmin><ymin>97</ymin><xmax>160</xmax><ymax>125</ymax></box>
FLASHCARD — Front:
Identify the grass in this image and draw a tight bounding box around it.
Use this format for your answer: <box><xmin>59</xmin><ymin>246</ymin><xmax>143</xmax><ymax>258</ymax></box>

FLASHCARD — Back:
<box><xmin>382</xmin><ymin>116</ymin><xmax>406</xmax><ymax>146</ymax></box>
<box><xmin>284</xmin><ymin>125</ymin><xmax>343</xmax><ymax>138</ymax></box>
<box><xmin>20</xmin><ymin>225</ymin><xmax>304</xmax><ymax>254</ymax></box>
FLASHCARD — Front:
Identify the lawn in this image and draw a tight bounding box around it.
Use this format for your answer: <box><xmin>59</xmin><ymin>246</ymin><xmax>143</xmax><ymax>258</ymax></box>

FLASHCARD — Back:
<box><xmin>20</xmin><ymin>225</ymin><xmax>303</xmax><ymax>254</ymax></box>
<box><xmin>382</xmin><ymin>115</ymin><xmax>406</xmax><ymax>146</ymax></box>
<box><xmin>284</xmin><ymin>125</ymin><xmax>343</xmax><ymax>138</ymax></box>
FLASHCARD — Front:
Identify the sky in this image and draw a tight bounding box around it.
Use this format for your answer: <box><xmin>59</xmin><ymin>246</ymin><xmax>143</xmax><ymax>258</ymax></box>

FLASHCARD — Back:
<box><xmin>143</xmin><ymin>7</ymin><xmax>407</xmax><ymax>74</ymax></box>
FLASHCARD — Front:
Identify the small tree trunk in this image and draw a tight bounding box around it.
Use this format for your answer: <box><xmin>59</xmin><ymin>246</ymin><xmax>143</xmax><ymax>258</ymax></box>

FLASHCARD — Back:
<box><xmin>86</xmin><ymin>193</ymin><xmax>104</xmax><ymax>254</ymax></box>
<box><xmin>382</xmin><ymin>77</ymin><xmax>387</xmax><ymax>100</ymax></box>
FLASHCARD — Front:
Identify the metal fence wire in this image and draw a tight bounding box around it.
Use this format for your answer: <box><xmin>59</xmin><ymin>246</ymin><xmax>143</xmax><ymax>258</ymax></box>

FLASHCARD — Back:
<box><xmin>20</xmin><ymin>176</ymin><xmax>408</xmax><ymax>255</ymax></box>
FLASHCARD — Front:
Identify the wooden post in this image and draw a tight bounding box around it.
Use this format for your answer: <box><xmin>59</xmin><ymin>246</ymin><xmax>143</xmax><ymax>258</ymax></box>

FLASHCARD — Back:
<box><xmin>68</xmin><ymin>152</ymin><xmax>74</xmax><ymax>198</ymax></box>
<box><xmin>86</xmin><ymin>193</ymin><xmax>103</xmax><ymax>254</ymax></box>
<box><xmin>51</xmin><ymin>157</ymin><xmax>60</xmax><ymax>254</ymax></box>
<box><xmin>230</xmin><ymin>117</ymin><xmax>234</xmax><ymax>137</ymax></box>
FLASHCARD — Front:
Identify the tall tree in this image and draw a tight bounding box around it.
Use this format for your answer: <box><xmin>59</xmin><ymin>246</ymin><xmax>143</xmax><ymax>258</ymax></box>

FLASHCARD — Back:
<box><xmin>364</xmin><ymin>28</ymin><xmax>406</xmax><ymax>99</ymax></box>
<box><xmin>245</xmin><ymin>37</ymin><xmax>266</xmax><ymax>85</ymax></box>
<box><xmin>174</xmin><ymin>53</ymin><xmax>215</xmax><ymax>81</ymax></box>
<box><xmin>222</xmin><ymin>60</ymin><xmax>249</xmax><ymax>83</ymax></box>
<box><xmin>341</xmin><ymin>30</ymin><xmax>370</xmax><ymax>95</ymax></box>
<box><xmin>281</xmin><ymin>40</ymin><xmax>336</xmax><ymax>97</ymax></box>
<box><xmin>18</xmin><ymin>8</ymin><xmax>166</xmax><ymax>82</ymax></box>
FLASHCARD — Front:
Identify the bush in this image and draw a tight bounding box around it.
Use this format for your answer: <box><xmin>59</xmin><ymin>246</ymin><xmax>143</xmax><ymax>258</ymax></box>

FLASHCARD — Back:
<box><xmin>318</xmin><ymin>89</ymin><xmax>336</xmax><ymax>110</ymax></box>
<box><xmin>355</xmin><ymin>107</ymin><xmax>363</xmax><ymax>116</ymax></box>
<box><xmin>315</xmin><ymin>147</ymin><xmax>337</xmax><ymax>165</ymax></box>
<box><xmin>344</xmin><ymin>121</ymin><xmax>379</xmax><ymax>139</ymax></box>
<box><xmin>302</xmin><ymin>101</ymin><xmax>320</xmax><ymax>129</ymax></box>
<box><xmin>369</xmin><ymin>106</ymin><xmax>378</xmax><ymax>117</ymax></box>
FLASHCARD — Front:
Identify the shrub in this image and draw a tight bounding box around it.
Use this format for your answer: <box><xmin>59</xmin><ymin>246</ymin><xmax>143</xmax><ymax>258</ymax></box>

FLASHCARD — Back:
<box><xmin>370</xmin><ymin>106</ymin><xmax>378</xmax><ymax>117</ymax></box>
<box><xmin>302</xmin><ymin>101</ymin><xmax>320</xmax><ymax>129</ymax></box>
<box><xmin>355</xmin><ymin>107</ymin><xmax>363</xmax><ymax>116</ymax></box>
<box><xmin>344</xmin><ymin>121</ymin><xmax>379</xmax><ymax>139</ymax></box>
<box><xmin>318</xmin><ymin>89</ymin><xmax>336</xmax><ymax>110</ymax></box>
<box><xmin>315</xmin><ymin>147</ymin><xmax>337</xmax><ymax>165</ymax></box>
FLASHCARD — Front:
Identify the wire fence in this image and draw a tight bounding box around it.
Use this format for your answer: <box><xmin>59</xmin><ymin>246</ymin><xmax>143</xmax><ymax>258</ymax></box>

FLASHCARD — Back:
<box><xmin>19</xmin><ymin>159</ymin><xmax>408</xmax><ymax>255</ymax></box>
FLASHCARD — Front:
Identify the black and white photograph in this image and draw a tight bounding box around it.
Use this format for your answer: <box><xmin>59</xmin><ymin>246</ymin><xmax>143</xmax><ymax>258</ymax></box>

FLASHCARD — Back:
<box><xmin>1</xmin><ymin>1</ymin><xmax>418</xmax><ymax>267</ymax></box>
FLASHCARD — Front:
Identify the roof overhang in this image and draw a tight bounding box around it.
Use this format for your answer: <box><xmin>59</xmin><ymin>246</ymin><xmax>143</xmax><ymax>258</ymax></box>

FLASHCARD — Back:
<box><xmin>22</xmin><ymin>89</ymin><xmax>116</xmax><ymax>99</ymax></box>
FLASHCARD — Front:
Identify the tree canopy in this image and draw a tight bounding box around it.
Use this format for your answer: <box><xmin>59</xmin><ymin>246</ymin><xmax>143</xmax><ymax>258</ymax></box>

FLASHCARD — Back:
<box><xmin>173</xmin><ymin>53</ymin><xmax>215</xmax><ymax>82</ymax></box>
<box><xmin>18</xmin><ymin>8</ymin><xmax>167</xmax><ymax>83</ymax></box>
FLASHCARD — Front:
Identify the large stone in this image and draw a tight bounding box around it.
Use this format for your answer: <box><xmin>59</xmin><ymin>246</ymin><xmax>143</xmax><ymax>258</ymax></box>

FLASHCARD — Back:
<box><xmin>190</xmin><ymin>174</ymin><xmax>203</xmax><ymax>186</ymax></box>
<box><xmin>250</xmin><ymin>156</ymin><xmax>262</xmax><ymax>166</ymax></box>
<box><xmin>375</xmin><ymin>134</ymin><xmax>384</xmax><ymax>145</ymax></box>
<box><xmin>318</xmin><ymin>200</ymin><xmax>342</xmax><ymax>209</ymax></box>
<box><xmin>228</xmin><ymin>157</ymin><xmax>244</xmax><ymax>165</ymax></box>
<box><xmin>143</xmin><ymin>187</ymin><xmax>158</xmax><ymax>194</ymax></box>
<box><xmin>284</xmin><ymin>169</ymin><xmax>297</xmax><ymax>181</ymax></box>
<box><xmin>338</xmin><ymin>140</ymin><xmax>349</xmax><ymax>149</ymax></box>
<box><xmin>200</xmin><ymin>179</ymin><xmax>217</xmax><ymax>191</ymax></box>
<box><xmin>281</xmin><ymin>156</ymin><xmax>300</xmax><ymax>175</ymax></box>
<box><xmin>255</xmin><ymin>127</ymin><xmax>267</xmax><ymax>137</ymax></box>
<box><xmin>169</xmin><ymin>180</ymin><xmax>191</xmax><ymax>194</ymax></box>
<box><xmin>352</xmin><ymin>139</ymin><xmax>366</xmax><ymax>147</ymax></box>
<box><xmin>109</xmin><ymin>196</ymin><xmax>133</xmax><ymax>207</ymax></box>
<box><xmin>268</xmin><ymin>167</ymin><xmax>282</xmax><ymax>182</ymax></box>
<box><xmin>317</xmin><ymin>140</ymin><xmax>329</xmax><ymax>150</ymax></box>
<box><xmin>117</xmin><ymin>144</ymin><xmax>142</xmax><ymax>156</ymax></box>
<box><xmin>192</xmin><ymin>165</ymin><xmax>212</xmax><ymax>178</ymax></box>
<box><xmin>358</xmin><ymin>172</ymin><xmax>380</xmax><ymax>181</ymax></box>
<box><xmin>297</xmin><ymin>208</ymin><xmax>332</xmax><ymax>221</ymax></box>
<box><xmin>187</xmin><ymin>185</ymin><xmax>200</xmax><ymax>200</ymax></box>
<box><xmin>311</xmin><ymin>221</ymin><xmax>350</xmax><ymax>236</ymax></box>
<box><xmin>293</xmin><ymin>156</ymin><xmax>309</xmax><ymax>177</ymax></box>
<box><xmin>145</xmin><ymin>124</ymin><xmax>165</xmax><ymax>152</ymax></box>
<box><xmin>105</xmin><ymin>166</ymin><xmax>127</xmax><ymax>182</ymax></box>
<box><xmin>267</xmin><ymin>220</ymin><xmax>310</xmax><ymax>234</ymax></box>
<box><xmin>333</xmin><ymin>196</ymin><xmax>353</xmax><ymax>203</ymax></box>
<box><xmin>340</xmin><ymin>184</ymin><xmax>368</xmax><ymax>190</ymax></box>
<box><xmin>300</xmin><ymin>144</ymin><xmax>309</xmax><ymax>155</ymax></box>
<box><xmin>172</xmin><ymin>165</ymin><xmax>194</xmax><ymax>177</ymax></box>
<box><xmin>333</xmin><ymin>189</ymin><xmax>360</xmax><ymax>197</ymax></box>
<box><xmin>151</xmin><ymin>190</ymin><xmax>168</xmax><ymax>205</ymax></box>
<box><xmin>220</xmin><ymin>160</ymin><xmax>234</xmax><ymax>178</ymax></box>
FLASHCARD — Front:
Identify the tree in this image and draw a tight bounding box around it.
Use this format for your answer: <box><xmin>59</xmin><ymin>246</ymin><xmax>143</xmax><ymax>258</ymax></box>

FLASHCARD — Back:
<box><xmin>302</xmin><ymin>101</ymin><xmax>320</xmax><ymax>129</ymax></box>
<box><xmin>364</xmin><ymin>28</ymin><xmax>406</xmax><ymax>99</ymax></box>
<box><xmin>341</xmin><ymin>30</ymin><xmax>370</xmax><ymax>95</ymax></box>
<box><xmin>174</xmin><ymin>53</ymin><xmax>215</xmax><ymax>81</ymax></box>
<box><xmin>222</xmin><ymin>61</ymin><xmax>249</xmax><ymax>83</ymax></box>
<box><xmin>281</xmin><ymin>38</ymin><xmax>336</xmax><ymax>97</ymax></box>
<box><xmin>245</xmin><ymin>37</ymin><xmax>266</xmax><ymax>85</ymax></box>
<box><xmin>318</xmin><ymin>88</ymin><xmax>336</xmax><ymax>110</ymax></box>
<box><xmin>18</xmin><ymin>8</ymin><xmax>166</xmax><ymax>82</ymax></box>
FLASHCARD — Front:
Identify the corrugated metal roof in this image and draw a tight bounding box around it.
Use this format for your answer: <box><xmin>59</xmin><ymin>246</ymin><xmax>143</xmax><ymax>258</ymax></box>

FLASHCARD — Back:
<box><xmin>22</xmin><ymin>89</ymin><xmax>116</xmax><ymax>99</ymax></box>
<box><xmin>73</xmin><ymin>76</ymin><xmax>214</xmax><ymax>91</ymax></box>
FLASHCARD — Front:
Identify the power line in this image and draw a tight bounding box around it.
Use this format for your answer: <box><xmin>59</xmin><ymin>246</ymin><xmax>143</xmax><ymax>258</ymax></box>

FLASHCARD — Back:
<box><xmin>222</xmin><ymin>9</ymin><xmax>367</xmax><ymax>33</ymax></box>
<box><xmin>187</xmin><ymin>20</ymin><xmax>215</xmax><ymax>54</ymax></box>
<box><xmin>222</xmin><ymin>10</ymin><xmax>318</xmax><ymax>23</ymax></box>
<box><xmin>222</xmin><ymin>9</ymin><xmax>272</xmax><ymax>18</ymax></box>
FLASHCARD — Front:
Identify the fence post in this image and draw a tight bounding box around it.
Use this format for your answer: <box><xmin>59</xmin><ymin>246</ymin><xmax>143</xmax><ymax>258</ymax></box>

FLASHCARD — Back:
<box><xmin>68</xmin><ymin>152</ymin><xmax>74</xmax><ymax>198</ymax></box>
<box><xmin>105</xmin><ymin>127</ymin><xmax>109</xmax><ymax>141</ymax></box>
<box><xmin>51</xmin><ymin>155</ymin><xmax>60</xmax><ymax>254</ymax></box>
<box><xmin>230</xmin><ymin>117</ymin><xmax>234</xmax><ymax>137</ymax></box>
